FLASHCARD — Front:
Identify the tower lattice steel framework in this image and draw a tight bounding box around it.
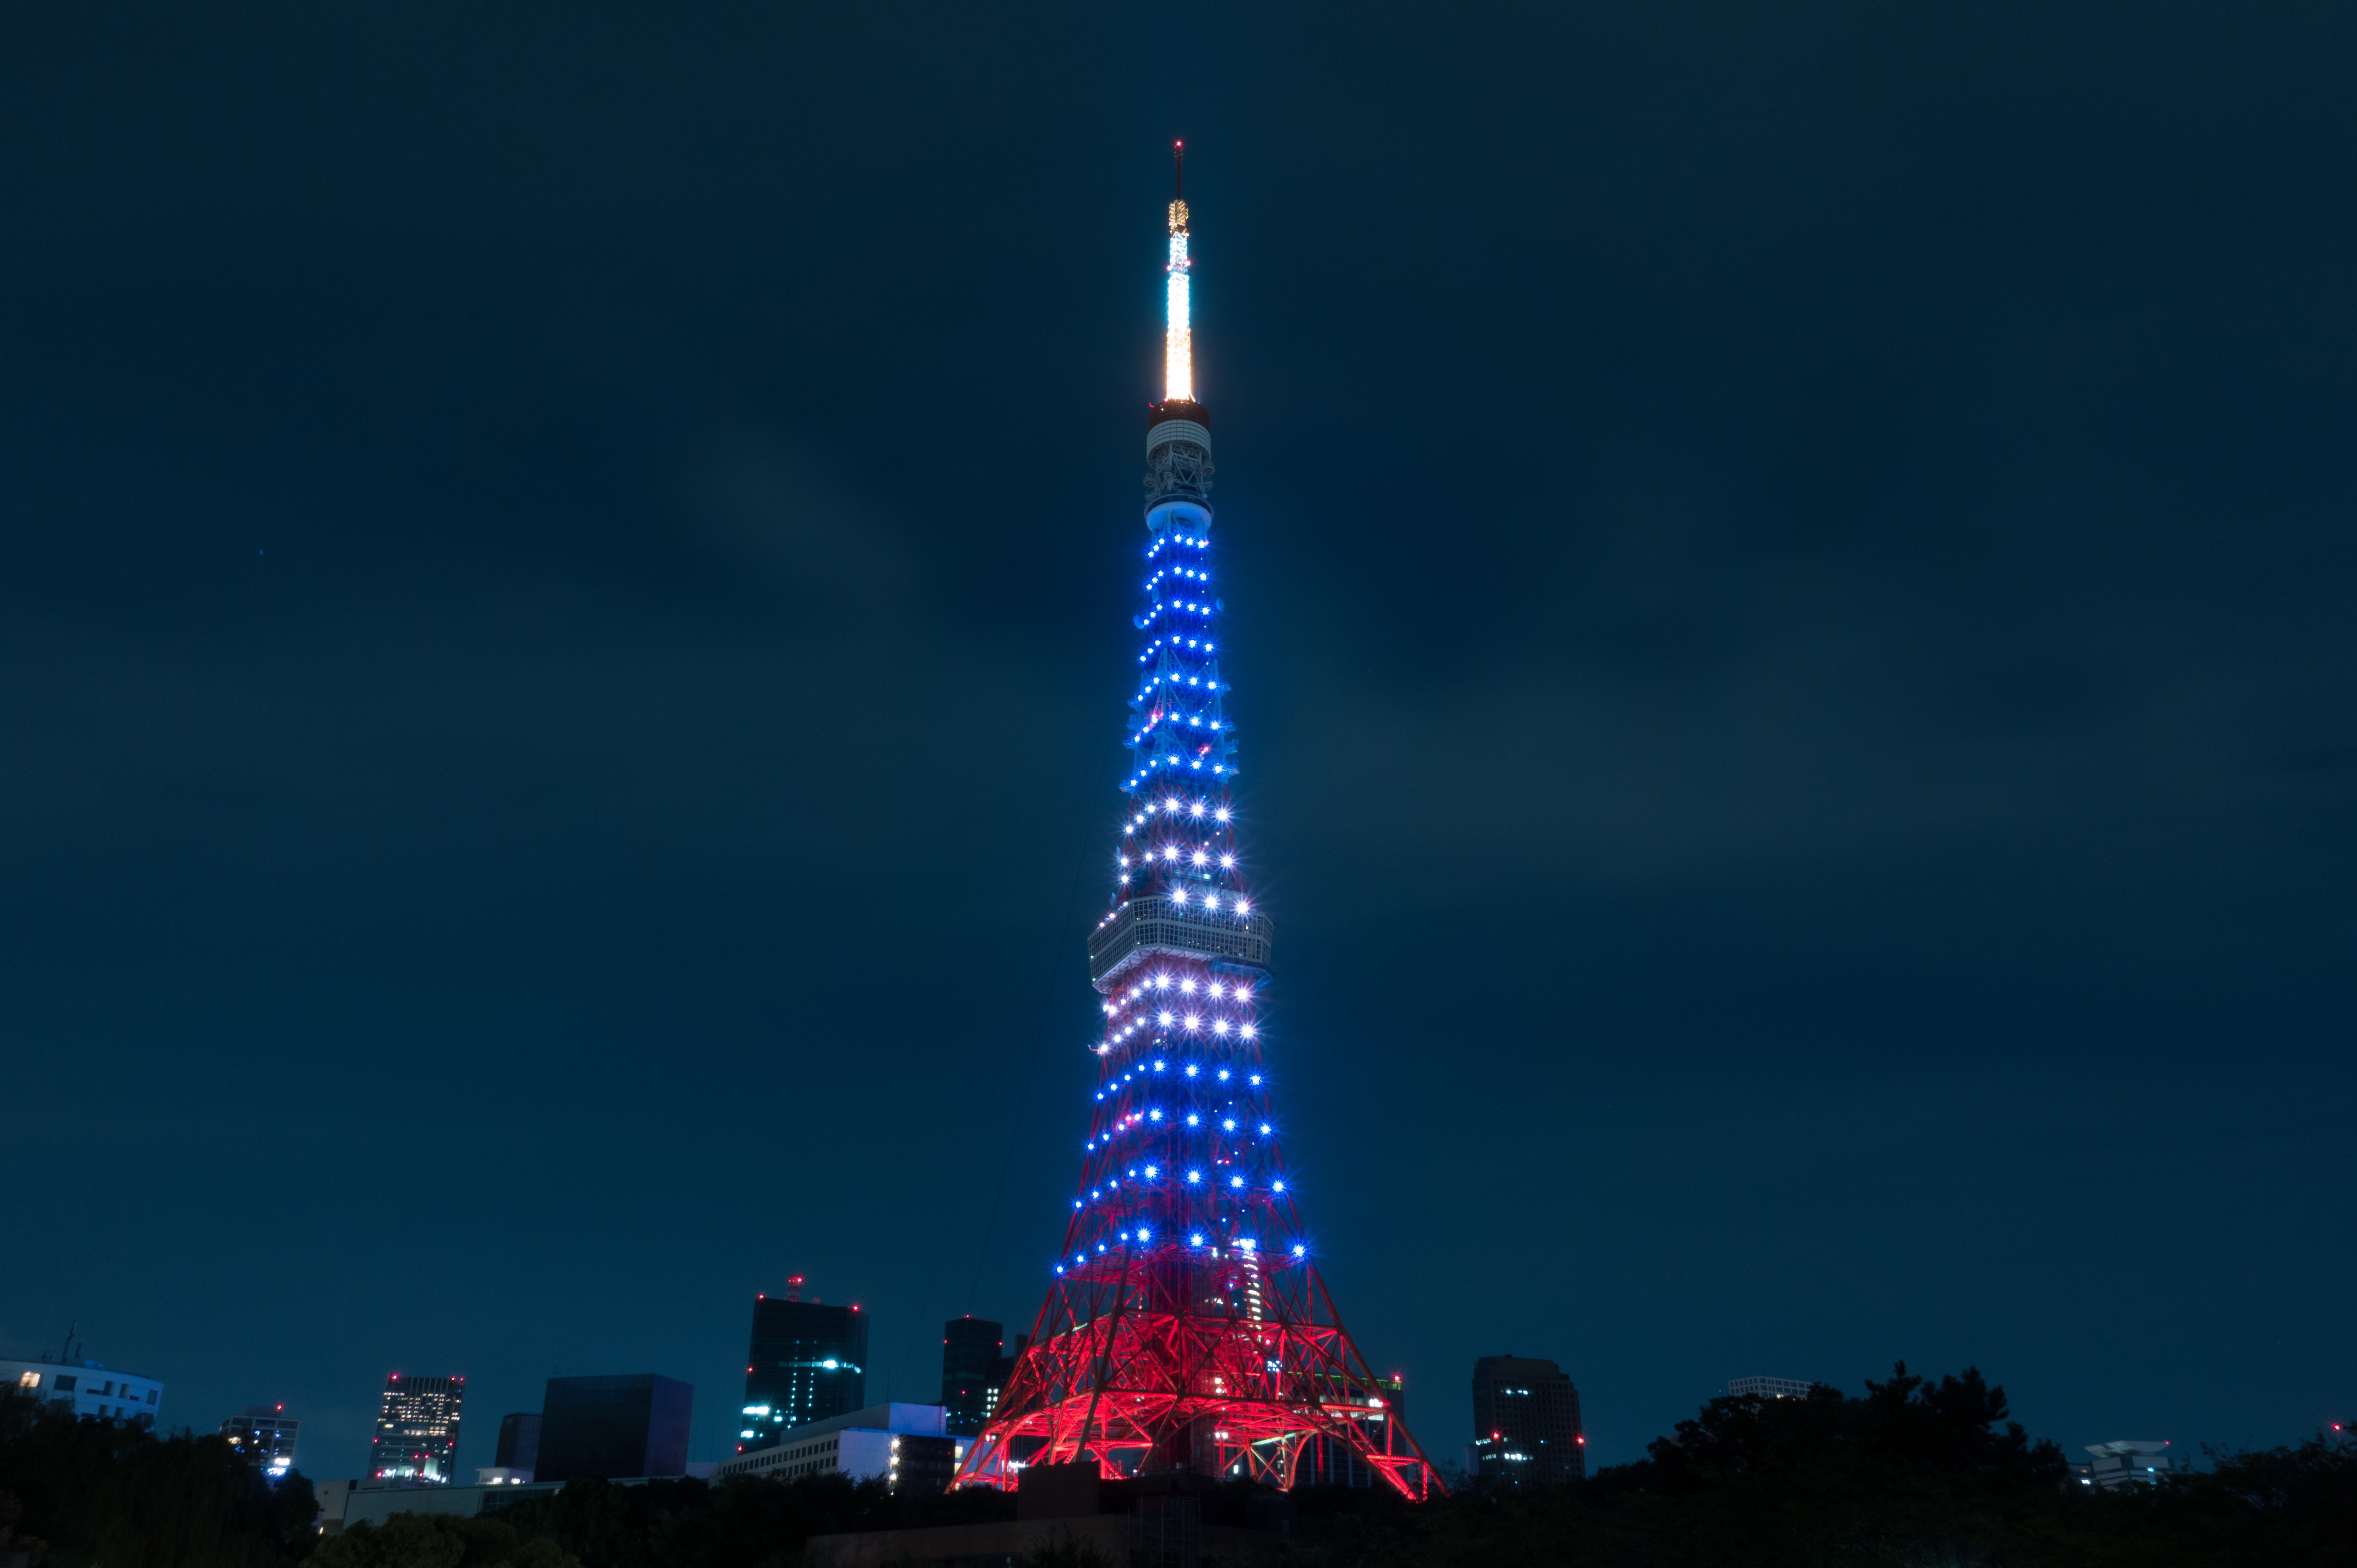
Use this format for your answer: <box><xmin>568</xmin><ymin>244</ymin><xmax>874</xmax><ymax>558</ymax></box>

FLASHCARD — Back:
<box><xmin>949</xmin><ymin>149</ymin><xmax>1444</xmax><ymax>1502</ymax></box>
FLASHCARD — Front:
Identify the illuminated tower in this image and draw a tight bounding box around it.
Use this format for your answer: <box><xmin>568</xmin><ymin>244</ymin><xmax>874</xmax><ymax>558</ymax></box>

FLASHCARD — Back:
<box><xmin>950</xmin><ymin>148</ymin><xmax>1442</xmax><ymax>1500</ymax></box>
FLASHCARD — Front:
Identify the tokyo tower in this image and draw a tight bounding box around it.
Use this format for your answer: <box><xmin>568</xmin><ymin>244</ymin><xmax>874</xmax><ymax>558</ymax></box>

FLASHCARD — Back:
<box><xmin>949</xmin><ymin>148</ymin><xmax>1444</xmax><ymax>1501</ymax></box>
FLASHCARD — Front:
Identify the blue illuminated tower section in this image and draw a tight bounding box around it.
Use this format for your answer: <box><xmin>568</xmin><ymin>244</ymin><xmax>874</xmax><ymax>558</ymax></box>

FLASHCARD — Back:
<box><xmin>949</xmin><ymin>152</ymin><xmax>1442</xmax><ymax>1499</ymax></box>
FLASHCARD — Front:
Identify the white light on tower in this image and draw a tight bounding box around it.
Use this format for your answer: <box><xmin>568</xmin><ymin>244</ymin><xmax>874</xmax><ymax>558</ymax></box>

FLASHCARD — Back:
<box><xmin>1166</xmin><ymin>227</ymin><xmax>1192</xmax><ymax>400</ymax></box>
<box><xmin>1166</xmin><ymin>143</ymin><xmax>1193</xmax><ymax>402</ymax></box>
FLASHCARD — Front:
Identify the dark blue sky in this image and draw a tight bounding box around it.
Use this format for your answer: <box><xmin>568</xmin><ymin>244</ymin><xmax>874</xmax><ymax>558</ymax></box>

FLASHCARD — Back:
<box><xmin>1</xmin><ymin>1</ymin><xmax>2350</xmax><ymax>1480</ymax></box>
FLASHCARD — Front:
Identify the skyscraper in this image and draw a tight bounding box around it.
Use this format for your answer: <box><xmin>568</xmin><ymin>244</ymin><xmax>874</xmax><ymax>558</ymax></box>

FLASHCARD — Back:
<box><xmin>535</xmin><ymin>1374</ymin><xmax>694</xmax><ymax>1482</ymax></box>
<box><xmin>1470</xmin><ymin>1355</ymin><xmax>1584</xmax><ymax>1486</ymax></box>
<box><xmin>948</xmin><ymin>148</ymin><xmax>1442</xmax><ymax>1501</ymax></box>
<box><xmin>493</xmin><ymin>1411</ymin><xmax>542</xmax><ymax>1475</ymax></box>
<box><xmin>740</xmin><ymin>1278</ymin><xmax>867</xmax><ymax>1454</ymax></box>
<box><xmin>941</xmin><ymin>1317</ymin><xmax>1002</xmax><ymax>1437</ymax></box>
<box><xmin>939</xmin><ymin>1320</ymin><xmax>1032</xmax><ymax>1438</ymax></box>
<box><xmin>369</xmin><ymin>1374</ymin><xmax>463</xmax><ymax>1485</ymax></box>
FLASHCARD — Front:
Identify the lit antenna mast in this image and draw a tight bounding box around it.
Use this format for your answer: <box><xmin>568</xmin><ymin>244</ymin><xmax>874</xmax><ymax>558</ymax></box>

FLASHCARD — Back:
<box><xmin>1165</xmin><ymin>141</ymin><xmax>1192</xmax><ymax>403</ymax></box>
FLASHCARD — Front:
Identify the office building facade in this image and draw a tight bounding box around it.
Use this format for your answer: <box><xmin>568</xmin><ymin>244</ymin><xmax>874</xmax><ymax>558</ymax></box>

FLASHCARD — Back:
<box><xmin>941</xmin><ymin>1317</ymin><xmax>1000</xmax><ymax>1437</ymax></box>
<box><xmin>742</xmin><ymin>1289</ymin><xmax>867</xmax><ymax>1453</ymax></box>
<box><xmin>221</xmin><ymin>1405</ymin><xmax>300</xmax><ymax>1475</ymax></box>
<box><xmin>493</xmin><ymin>1411</ymin><xmax>542</xmax><ymax>1476</ymax></box>
<box><xmin>2075</xmin><ymin>1440</ymin><xmax>2184</xmax><ymax>1490</ymax></box>
<box><xmin>714</xmin><ymin>1403</ymin><xmax>959</xmax><ymax>1493</ymax></box>
<box><xmin>3</xmin><ymin>1358</ymin><xmax>162</xmax><ymax>1428</ymax></box>
<box><xmin>1470</xmin><ymin>1354</ymin><xmax>1584</xmax><ymax>1486</ymax></box>
<box><xmin>1728</xmin><ymin>1376</ymin><xmax>1816</xmax><ymax>1402</ymax></box>
<box><xmin>940</xmin><ymin>1319</ymin><xmax>1029</xmax><ymax>1438</ymax></box>
<box><xmin>535</xmin><ymin>1374</ymin><xmax>694</xmax><ymax>1483</ymax></box>
<box><xmin>370</xmin><ymin>1374</ymin><xmax>465</xmax><ymax>1484</ymax></box>
<box><xmin>1298</xmin><ymin>1372</ymin><xmax>1408</xmax><ymax>1487</ymax></box>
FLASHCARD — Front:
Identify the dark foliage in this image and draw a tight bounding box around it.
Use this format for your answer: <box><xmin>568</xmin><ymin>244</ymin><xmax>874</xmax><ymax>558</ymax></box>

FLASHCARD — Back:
<box><xmin>7</xmin><ymin>1373</ymin><xmax>2351</xmax><ymax>1568</ymax></box>
<box><xmin>310</xmin><ymin>1513</ymin><xmax>577</xmax><ymax>1568</ymax></box>
<box><xmin>0</xmin><ymin>1389</ymin><xmax>318</xmax><ymax>1568</ymax></box>
<box><xmin>483</xmin><ymin>1473</ymin><xmax>1015</xmax><ymax>1568</ymax></box>
<box><xmin>1284</xmin><ymin>1365</ymin><xmax>2357</xmax><ymax>1568</ymax></box>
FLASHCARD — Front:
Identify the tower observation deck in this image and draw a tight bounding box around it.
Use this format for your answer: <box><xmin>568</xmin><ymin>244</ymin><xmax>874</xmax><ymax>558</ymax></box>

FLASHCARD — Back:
<box><xmin>948</xmin><ymin>148</ymin><xmax>1443</xmax><ymax>1501</ymax></box>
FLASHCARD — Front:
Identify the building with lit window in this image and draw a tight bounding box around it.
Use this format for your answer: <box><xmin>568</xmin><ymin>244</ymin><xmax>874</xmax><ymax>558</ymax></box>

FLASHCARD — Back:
<box><xmin>477</xmin><ymin>1410</ymin><xmax>540</xmax><ymax>1484</ymax></box>
<box><xmin>1728</xmin><ymin>1376</ymin><xmax>1817</xmax><ymax>1401</ymax></box>
<box><xmin>221</xmin><ymin>1406</ymin><xmax>300</xmax><ymax>1475</ymax></box>
<box><xmin>940</xmin><ymin>1319</ymin><xmax>1029</xmax><ymax>1438</ymax></box>
<box><xmin>2073</xmin><ymin>1440</ymin><xmax>2185</xmax><ymax>1490</ymax></box>
<box><xmin>741</xmin><ymin>1282</ymin><xmax>866</xmax><ymax>1453</ymax></box>
<box><xmin>1298</xmin><ymin>1372</ymin><xmax>1408</xmax><ymax>1487</ymax></box>
<box><xmin>714</xmin><ymin>1403</ymin><xmax>959</xmax><ymax>1492</ymax></box>
<box><xmin>369</xmin><ymin>1374</ymin><xmax>464</xmax><ymax>1485</ymax></box>
<box><xmin>2</xmin><ymin>1358</ymin><xmax>162</xmax><ymax>1428</ymax></box>
<box><xmin>1470</xmin><ymin>1355</ymin><xmax>1583</xmax><ymax>1486</ymax></box>
<box><xmin>535</xmin><ymin>1374</ymin><xmax>694</xmax><ymax>1483</ymax></box>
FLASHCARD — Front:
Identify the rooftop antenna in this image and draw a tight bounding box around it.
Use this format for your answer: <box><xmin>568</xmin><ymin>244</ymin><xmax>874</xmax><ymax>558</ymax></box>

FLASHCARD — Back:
<box><xmin>786</xmin><ymin>1274</ymin><xmax>804</xmax><ymax>1303</ymax></box>
<box><xmin>1174</xmin><ymin>139</ymin><xmax>1184</xmax><ymax>200</ymax></box>
<box><xmin>59</xmin><ymin>1320</ymin><xmax>77</xmax><ymax>1362</ymax></box>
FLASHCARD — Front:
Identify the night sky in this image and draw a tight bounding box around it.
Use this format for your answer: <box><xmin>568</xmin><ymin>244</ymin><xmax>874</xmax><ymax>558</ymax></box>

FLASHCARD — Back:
<box><xmin>3</xmin><ymin>2</ymin><xmax>2351</xmax><ymax>1482</ymax></box>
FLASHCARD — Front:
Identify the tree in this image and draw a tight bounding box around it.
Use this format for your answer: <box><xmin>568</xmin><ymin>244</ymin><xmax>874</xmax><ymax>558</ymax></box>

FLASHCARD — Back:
<box><xmin>0</xmin><ymin>1389</ymin><xmax>318</xmax><ymax>1568</ymax></box>
<box><xmin>312</xmin><ymin>1513</ymin><xmax>580</xmax><ymax>1568</ymax></box>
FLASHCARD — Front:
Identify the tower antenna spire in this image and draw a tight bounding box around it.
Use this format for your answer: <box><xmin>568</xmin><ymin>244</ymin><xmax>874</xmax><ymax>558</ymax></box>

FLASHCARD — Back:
<box><xmin>1163</xmin><ymin>149</ymin><xmax>1193</xmax><ymax>403</ymax></box>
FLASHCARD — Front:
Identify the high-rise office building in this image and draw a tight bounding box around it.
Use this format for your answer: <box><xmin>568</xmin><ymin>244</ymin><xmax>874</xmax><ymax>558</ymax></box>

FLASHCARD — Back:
<box><xmin>1728</xmin><ymin>1376</ymin><xmax>1816</xmax><ymax>1402</ymax></box>
<box><xmin>940</xmin><ymin>1318</ymin><xmax>1001</xmax><ymax>1438</ymax></box>
<box><xmin>741</xmin><ymin>1278</ymin><xmax>867</xmax><ymax>1454</ymax></box>
<box><xmin>220</xmin><ymin>1405</ymin><xmax>300</xmax><ymax>1476</ymax></box>
<box><xmin>991</xmin><ymin>1335</ymin><xmax>1028</xmax><ymax>1430</ymax></box>
<box><xmin>369</xmin><ymin>1374</ymin><xmax>464</xmax><ymax>1485</ymax></box>
<box><xmin>535</xmin><ymin>1375</ymin><xmax>694</xmax><ymax>1482</ymax></box>
<box><xmin>939</xmin><ymin>1319</ymin><xmax>1032</xmax><ymax>1438</ymax></box>
<box><xmin>493</xmin><ymin>1412</ymin><xmax>542</xmax><ymax>1475</ymax></box>
<box><xmin>1470</xmin><ymin>1355</ymin><xmax>1583</xmax><ymax>1486</ymax></box>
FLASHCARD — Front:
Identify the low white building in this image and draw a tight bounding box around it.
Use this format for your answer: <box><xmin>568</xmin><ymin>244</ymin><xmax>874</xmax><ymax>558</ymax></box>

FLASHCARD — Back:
<box><xmin>715</xmin><ymin>1403</ymin><xmax>963</xmax><ymax>1492</ymax></box>
<box><xmin>326</xmin><ymin>1466</ymin><xmax>724</xmax><ymax>1533</ymax></box>
<box><xmin>3</xmin><ymin>1358</ymin><xmax>163</xmax><ymax>1428</ymax></box>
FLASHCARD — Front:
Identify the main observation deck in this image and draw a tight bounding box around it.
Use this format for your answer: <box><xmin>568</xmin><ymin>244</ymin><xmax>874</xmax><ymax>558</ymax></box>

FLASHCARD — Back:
<box><xmin>1087</xmin><ymin>893</ymin><xmax>1273</xmax><ymax>990</ymax></box>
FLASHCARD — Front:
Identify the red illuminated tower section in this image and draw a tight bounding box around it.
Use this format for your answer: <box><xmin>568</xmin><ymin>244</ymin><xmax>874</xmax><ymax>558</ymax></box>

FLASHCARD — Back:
<box><xmin>950</xmin><ymin>152</ymin><xmax>1443</xmax><ymax>1501</ymax></box>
